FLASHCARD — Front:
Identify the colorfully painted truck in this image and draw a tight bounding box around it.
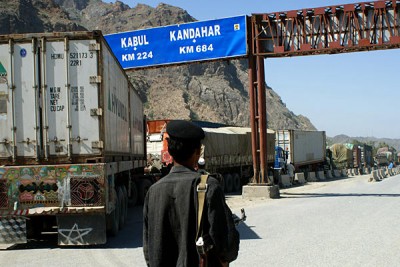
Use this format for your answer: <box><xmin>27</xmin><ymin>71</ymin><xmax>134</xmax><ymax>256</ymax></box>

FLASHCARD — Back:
<box><xmin>0</xmin><ymin>31</ymin><xmax>153</xmax><ymax>245</ymax></box>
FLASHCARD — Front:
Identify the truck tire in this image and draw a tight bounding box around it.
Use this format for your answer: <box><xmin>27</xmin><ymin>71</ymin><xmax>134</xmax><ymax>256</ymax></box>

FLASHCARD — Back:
<box><xmin>224</xmin><ymin>173</ymin><xmax>233</xmax><ymax>193</ymax></box>
<box><xmin>138</xmin><ymin>179</ymin><xmax>152</xmax><ymax>204</ymax></box>
<box><xmin>233</xmin><ymin>173</ymin><xmax>241</xmax><ymax>192</ymax></box>
<box><xmin>108</xmin><ymin>188</ymin><xmax>119</xmax><ymax>237</ymax></box>
<box><xmin>121</xmin><ymin>186</ymin><xmax>129</xmax><ymax>220</ymax></box>
<box><xmin>118</xmin><ymin>187</ymin><xmax>126</xmax><ymax>229</ymax></box>
<box><xmin>129</xmin><ymin>182</ymin><xmax>138</xmax><ymax>207</ymax></box>
<box><xmin>215</xmin><ymin>173</ymin><xmax>225</xmax><ymax>191</ymax></box>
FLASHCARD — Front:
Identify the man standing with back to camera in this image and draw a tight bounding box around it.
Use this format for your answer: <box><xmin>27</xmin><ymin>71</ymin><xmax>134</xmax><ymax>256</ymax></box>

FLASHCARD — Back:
<box><xmin>143</xmin><ymin>120</ymin><xmax>239</xmax><ymax>266</ymax></box>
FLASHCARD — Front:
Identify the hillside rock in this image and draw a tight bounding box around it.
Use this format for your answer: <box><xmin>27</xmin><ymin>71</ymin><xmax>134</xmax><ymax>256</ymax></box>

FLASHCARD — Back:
<box><xmin>0</xmin><ymin>0</ymin><xmax>316</xmax><ymax>130</ymax></box>
<box><xmin>0</xmin><ymin>0</ymin><xmax>85</xmax><ymax>34</ymax></box>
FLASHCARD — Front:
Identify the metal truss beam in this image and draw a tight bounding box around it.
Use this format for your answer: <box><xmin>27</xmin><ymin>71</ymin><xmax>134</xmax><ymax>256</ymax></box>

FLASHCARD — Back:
<box><xmin>252</xmin><ymin>0</ymin><xmax>400</xmax><ymax>57</ymax></box>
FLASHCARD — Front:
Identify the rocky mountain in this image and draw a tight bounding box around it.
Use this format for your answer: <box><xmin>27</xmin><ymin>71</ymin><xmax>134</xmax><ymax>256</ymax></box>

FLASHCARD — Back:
<box><xmin>0</xmin><ymin>0</ymin><xmax>85</xmax><ymax>34</ymax></box>
<box><xmin>0</xmin><ymin>0</ymin><xmax>316</xmax><ymax>130</ymax></box>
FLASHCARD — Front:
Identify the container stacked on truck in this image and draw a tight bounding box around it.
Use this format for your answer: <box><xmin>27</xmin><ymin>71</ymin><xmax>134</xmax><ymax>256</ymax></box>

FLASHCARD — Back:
<box><xmin>0</xmin><ymin>31</ymin><xmax>151</xmax><ymax>245</ymax></box>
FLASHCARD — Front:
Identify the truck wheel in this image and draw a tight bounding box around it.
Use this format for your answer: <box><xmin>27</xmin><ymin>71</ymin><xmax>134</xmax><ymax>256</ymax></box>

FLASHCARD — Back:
<box><xmin>215</xmin><ymin>173</ymin><xmax>225</xmax><ymax>191</ymax></box>
<box><xmin>224</xmin><ymin>173</ymin><xmax>233</xmax><ymax>193</ymax></box>
<box><xmin>118</xmin><ymin>187</ymin><xmax>126</xmax><ymax>229</ymax></box>
<box><xmin>108</xmin><ymin>188</ymin><xmax>119</xmax><ymax>237</ymax></box>
<box><xmin>138</xmin><ymin>179</ymin><xmax>152</xmax><ymax>204</ymax></box>
<box><xmin>233</xmin><ymin>173</ymin><xmax>241</xmax><ymax>192</ymax></box>
<box><xmin>129</xmin><ymin>182</ymin><xmax>138</xmax><ymax>207</ymax></box>
<box><xmin>121</xmin><ymin>186</ymin><xmax>129</xmax><ymax>221</ymax></box>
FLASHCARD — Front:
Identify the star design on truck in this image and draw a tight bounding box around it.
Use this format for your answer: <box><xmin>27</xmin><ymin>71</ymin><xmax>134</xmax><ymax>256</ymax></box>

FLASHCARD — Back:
<box><xmin>58</xmin><ymin>223</ymin><xmax>93</xmax><ymax>244</ymax></box>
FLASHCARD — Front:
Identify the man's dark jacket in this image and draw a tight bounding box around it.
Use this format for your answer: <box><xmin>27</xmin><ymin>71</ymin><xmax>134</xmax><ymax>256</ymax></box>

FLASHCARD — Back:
<box><xmin>143</xmin><ymin>165</ymin><xmax>239</xmax><ymax>266</ymax></box>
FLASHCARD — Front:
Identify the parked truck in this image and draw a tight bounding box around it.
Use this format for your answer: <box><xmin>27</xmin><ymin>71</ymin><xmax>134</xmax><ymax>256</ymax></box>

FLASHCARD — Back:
<box><xmin>0</xmin><ymin>31</ymin><xmax>155</xmax><ymax>246</ymax></box>
<box><xmin>330</xmin><ymin>143</ymin><xmax>353</xmax><ymax>169</ymax></box>
<box><xmin>146</xmin><ymin>119</ymin><xmax>227</xmax><ymax>176</ymax></box>
<box><xmin>146</xmin><ymin>120</ymin><xmax>276</xmax><ymax>192</ymax></box>
<box><xmin>344</xmin><ymin>143</ymin><xmax>361</xmax><ymax>168</ymax></box>
<box><xmin>375</xmin><ymin>147</ymin><xmax>394</xmax><ymax>167</ymax></box>
<box><xmin>201</xmin><ymin>126</ymin><xmax>275</xmax><ymax>191</ymax></box>
<box><xmin>360</xmin><ymin>144</ymin><xmax>373</xmax><ymax>168</ymax></box>
<box><xmin>275</xmin><ymin>130</ymin><xmax>327</xmax><ymax>174</ymax></box>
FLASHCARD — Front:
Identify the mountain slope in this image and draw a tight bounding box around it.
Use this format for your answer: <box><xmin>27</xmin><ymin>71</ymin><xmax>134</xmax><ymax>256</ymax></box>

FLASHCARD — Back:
<box><xmin>0</xmin><ymin>0</ymin><xmax>316</xmax><ymax>130</ymax></box>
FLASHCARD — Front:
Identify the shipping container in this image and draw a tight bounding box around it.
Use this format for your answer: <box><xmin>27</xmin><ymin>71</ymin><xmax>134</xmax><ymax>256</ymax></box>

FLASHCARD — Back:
<box><xmin>0</xmin><ymin>31</ymin><xmax>153</xmax><ymax>246</ymax></box>
<box><xmin>275</xmin><ymin>130</ymin><xmax>326</xmax><ymax>172</ymax></box>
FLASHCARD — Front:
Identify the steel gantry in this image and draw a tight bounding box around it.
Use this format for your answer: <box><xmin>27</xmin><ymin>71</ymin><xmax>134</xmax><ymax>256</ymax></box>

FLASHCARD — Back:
<box><xmin>248</xmin><ymin>0</ymin><xmax>400</xmax><ymax>184</ymax></box>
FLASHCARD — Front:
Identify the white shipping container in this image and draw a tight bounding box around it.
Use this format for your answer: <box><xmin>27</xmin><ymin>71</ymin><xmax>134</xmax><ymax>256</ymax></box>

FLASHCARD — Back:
<box><xmin>0</xmin><ymin>40</ymin><xmax>40</xmax><ymax>160</ymax></box>
<box><xmin>276</xmin><ymin>130</ymin><xmax>326</xmax><ymax>167</ymax></box>
<box><xmin>0</xmin><ymin>31</ymin><xmax>145</xmax><ymax>164</ymax></box>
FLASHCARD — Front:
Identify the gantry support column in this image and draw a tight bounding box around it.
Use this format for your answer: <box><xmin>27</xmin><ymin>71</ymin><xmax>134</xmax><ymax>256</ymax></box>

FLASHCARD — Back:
<box><xmin>248</xmin><ymin>15</ymin><xmax>272</xmax><ymax>185</ymax></box>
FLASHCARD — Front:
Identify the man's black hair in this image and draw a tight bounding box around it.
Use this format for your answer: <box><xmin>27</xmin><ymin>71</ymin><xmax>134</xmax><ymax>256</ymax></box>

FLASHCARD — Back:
<box><xmin>167</xmin><ymin>137</ymin><xmax>202</xmax><ymax>163</ymax></box>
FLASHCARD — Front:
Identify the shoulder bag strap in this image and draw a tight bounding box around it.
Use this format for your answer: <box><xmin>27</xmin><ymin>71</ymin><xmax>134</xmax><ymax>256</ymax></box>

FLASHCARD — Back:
<box><xmin>196</xmin><ymin>174</ymin><xmax>208</xmax><ymax>240</ymax></box>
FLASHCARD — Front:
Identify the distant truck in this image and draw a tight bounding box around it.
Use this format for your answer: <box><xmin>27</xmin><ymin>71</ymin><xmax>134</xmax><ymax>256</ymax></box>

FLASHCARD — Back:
<box><xmin>330</xmin><ymin>143</ymin><xmax>374</xmax><ymax>170</ymax></box>
<box><xmin>360</xmin><ymin>144</ymin><xmax>373</xmax><ymax>168</ymax></box>
<box><xmin>275</xmin><ymin>130</ymin><xmax>327</xmax><ymax>174</ymax></box>
<box><xmin>330</xmin><ymin>143</ymin><xmax>353</xmax><ymax>169</ymax></box>
<box><xmin>375</xmin><ymin>153</ymin><xmax>390</xmax><ymax>166</ymax></box>
<box><xmin>0</xmin><ymin>31</ymin><xmax>155</xmax><ymax>246</ymax></box>
<box><xmin>146</xmin><ymin>120</ymin><xmax>276</xmax><ymax>192</ymax></box>
<box><xmin>375</xmin><ymin>147</ymin><xmax>394</xmax><ymax>167</ymax></box>
<box><xmin>343</xmin><ymin>143</ymin><xmax>361</xmax><ymax>168</ymax></box>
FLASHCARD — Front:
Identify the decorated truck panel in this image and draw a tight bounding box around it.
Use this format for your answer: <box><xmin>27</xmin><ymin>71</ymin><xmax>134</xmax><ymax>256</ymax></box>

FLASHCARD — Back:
<box><xmin>0</xmin><ymin>164</ymin><xmax>107</xmax><ymax>245</ymax></box>
<box><xmin>0</xmin><ymin>31</ymin><xmax>149</xmax><ymax>246</ymax></box>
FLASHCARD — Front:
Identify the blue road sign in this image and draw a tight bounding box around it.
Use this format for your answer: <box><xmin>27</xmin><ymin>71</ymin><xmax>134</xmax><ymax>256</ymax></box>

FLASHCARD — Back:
<box><xmin>104</xmin><ymin>16</ymin><xmax>247</xmax><ymax>69</ymax></box>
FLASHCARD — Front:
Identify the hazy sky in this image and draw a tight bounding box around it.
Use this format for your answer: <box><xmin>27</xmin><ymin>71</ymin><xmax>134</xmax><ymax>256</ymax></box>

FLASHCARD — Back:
<box><xmin>116</xmin><ymin>0</ymin><xmax>398</xmax><ymax>139</ymax></box>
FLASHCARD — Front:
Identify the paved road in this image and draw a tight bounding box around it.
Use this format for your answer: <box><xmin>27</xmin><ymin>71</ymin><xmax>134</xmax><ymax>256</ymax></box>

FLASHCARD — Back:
<box><xmin>1</xmin><ymin>173</ymin><xmax>399</xmax><ymax>266</ymax></box>
<box><xmin>230</xmin><ymin>174</ymin><xmax>400</xmax><ymax>267</ymax></box>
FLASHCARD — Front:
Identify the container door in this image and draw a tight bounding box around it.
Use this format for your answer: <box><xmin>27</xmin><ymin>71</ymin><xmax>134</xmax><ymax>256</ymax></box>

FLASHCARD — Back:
<box><xmin>0</xmin><ymin>44</ymin><xmax>12</xmax><ymax>159</ymax></box>
<box><xmin>43</xmin><ymin>40</ymin><xmax>69</xmax><ymax>157</ymax></box>
<box><xmin>0</xmin><ymin>41</ymin><xmax>40</xmax><ymax>160</ymax></box>
<box><xmin>43</xmin><ymin>39</ymin><xmax>100</xmax><ymax>158</ymax></box>
<box><xmin>68</xmin><ymin>40</ymin><xmax>100</xmax><ymax>156</ymax></box>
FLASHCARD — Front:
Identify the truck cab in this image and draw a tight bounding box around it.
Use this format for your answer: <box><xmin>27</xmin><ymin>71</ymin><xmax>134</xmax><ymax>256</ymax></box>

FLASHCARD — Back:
<box><xmin>274</xmin><ymin>146</ymin><xmax>287</xmax><ymax>170</ymax></box>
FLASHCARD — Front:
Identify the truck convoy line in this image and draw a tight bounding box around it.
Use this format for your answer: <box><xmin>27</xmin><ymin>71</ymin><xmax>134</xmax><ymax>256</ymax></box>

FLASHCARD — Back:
<box><xmin>146</xmin><ymin>120</ymin><xmax>328</xmax><ymax>192</ymax></box>
<box><xmin>0</xmin><ymin>31</ymin><xmax>156</xmax><ymax>246</ymax></box>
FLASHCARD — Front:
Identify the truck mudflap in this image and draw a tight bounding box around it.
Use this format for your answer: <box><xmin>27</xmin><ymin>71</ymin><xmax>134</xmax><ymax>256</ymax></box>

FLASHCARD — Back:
<box><xmin>57</xmin><ymin>213</ymin><xmax>106</xmax><ymax>246</ymax></box>
<box><xmin>0</xmin><ymin>216</ymin><xmax>27</xmax><ymax>244</ymax></box>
